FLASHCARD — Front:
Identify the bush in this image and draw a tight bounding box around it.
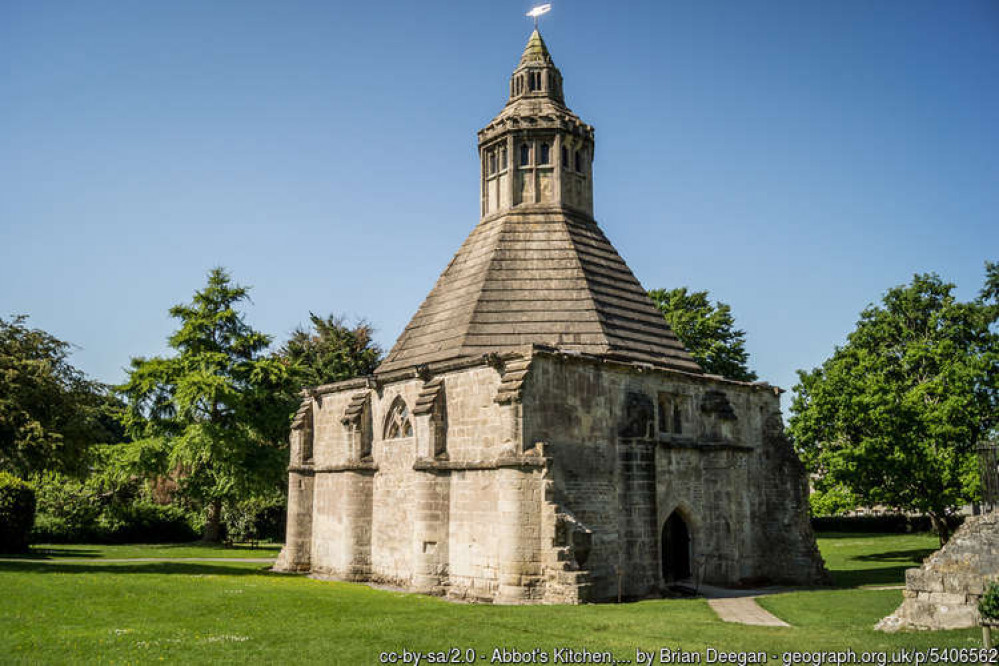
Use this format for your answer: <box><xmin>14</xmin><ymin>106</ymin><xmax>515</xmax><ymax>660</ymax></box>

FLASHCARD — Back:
<box><xmin>31</xmin><ymin>471</ymin><xmax>101</xmax><ymax>542</ymax></box>
<box><xmin>981</xmin><ymin>582</ymin><xmax>999</xmax><ymax>621</ymax></box>
<box><xmin>0</xmin><ymin>472</ymin><xmax>36</xmax><ymax>553</ymax></box>
<box><xmin>223</xmin><ymin>494</ymin><xmax>286</xmax><ymax>543</ymax></box>
<box><xmin>812</xmin><ymin>513</ymin><xmax>965</xmax><ymax>533</ymax></box>
<box><xmin>30</xmin><ymin>471</ymin><xmax>198</xmax><ymax>544</ymax></box>
<box><xmin>97</xmin><ymin>501</ymin><xmax>198</xmax><ymax>543</ymax></box>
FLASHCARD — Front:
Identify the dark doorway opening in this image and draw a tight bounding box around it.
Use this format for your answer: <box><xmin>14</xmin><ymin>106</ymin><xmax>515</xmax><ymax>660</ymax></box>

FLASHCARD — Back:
<box><xmin>661</xmin><ymin>511</ymin><xmax>691</xmax><ymax>582</ymax></box>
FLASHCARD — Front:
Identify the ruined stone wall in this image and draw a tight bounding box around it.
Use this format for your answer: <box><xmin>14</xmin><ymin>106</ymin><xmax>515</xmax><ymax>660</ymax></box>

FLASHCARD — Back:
<box><xmin>879</xmin><ymin>514</ymin><xmax>999</xmax><ymax>632</ymax></box>
<box><xmin>521</xmin><ymin>354</ymin><xmax>827</xmax><ymax>601</ymax></box>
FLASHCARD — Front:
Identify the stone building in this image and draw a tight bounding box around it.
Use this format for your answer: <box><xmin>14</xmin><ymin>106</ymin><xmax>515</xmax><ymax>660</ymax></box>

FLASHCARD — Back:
<box><xmin>273</xmin><ymin>30</ymin><xmax>829</xmax><ymax>603</ymax></box>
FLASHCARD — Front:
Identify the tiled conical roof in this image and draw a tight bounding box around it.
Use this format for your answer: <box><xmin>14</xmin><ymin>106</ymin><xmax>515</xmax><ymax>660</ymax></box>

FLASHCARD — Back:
<box><xmin>375</xmin><ymin>210</ymin><xmax>701</xmax><ymax>375</ymax></box>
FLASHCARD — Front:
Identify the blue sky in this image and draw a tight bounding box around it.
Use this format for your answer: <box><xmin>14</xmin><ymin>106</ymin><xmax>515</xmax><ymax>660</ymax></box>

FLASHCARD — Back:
<box><xmin>2</xmin><ymin>1</ymin><xmax>997</xmax><ymax>408</ymax></box>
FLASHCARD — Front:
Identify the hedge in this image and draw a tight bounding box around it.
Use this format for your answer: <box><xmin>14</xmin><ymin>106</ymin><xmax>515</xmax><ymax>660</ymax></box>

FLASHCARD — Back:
<box><xmin>812</xmin><ymin>513</ymin><xmax>965</xmax><ymax>533</ymax></box>
<box><xmin>0</xmin><ymin>472</ymin><xmax>36</xmax><ymax>553</ymax></box>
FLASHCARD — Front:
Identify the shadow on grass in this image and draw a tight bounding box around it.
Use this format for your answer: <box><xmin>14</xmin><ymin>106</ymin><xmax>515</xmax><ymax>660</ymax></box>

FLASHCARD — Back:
<box><xmin>828</xmin><ymin>547</ymin><xmax>937</xmax><ymax>588</ymax></box>
<box><xmin>2</xmin><ymin>547</ymin><xmax>103</xmax><ymax>560</ymax></box>
<box><xmin>856</xmin><ymin>548</ymin><xmax>936</xmax><ymax>563</ymax></box>
<box><xmin>0</xmin><ymin>561</ymin><xmax>274</xmax><ymax>577</ymax></box>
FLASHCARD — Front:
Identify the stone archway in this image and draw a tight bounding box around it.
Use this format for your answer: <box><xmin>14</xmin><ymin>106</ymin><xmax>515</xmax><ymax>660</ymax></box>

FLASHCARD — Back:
<box><xmin>661</xmin><ymin>510</ymin><xmax>692</xmax><ymax>583</ymax></box>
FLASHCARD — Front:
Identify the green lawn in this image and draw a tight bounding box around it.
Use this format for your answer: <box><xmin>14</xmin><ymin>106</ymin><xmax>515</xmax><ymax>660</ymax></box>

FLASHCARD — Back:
<box><xmin>8</xmin><ymin>542</ymin><xmax>281</xmax><ymax>560</ymax></box>
<box><xmin>816</xmin><ymin>531</ymin><xmax>940</xmax><ymax>588</ymax></box>
<box><xmin>0</xmin><ymin>533</ymin><xmax>978</xmax><ymax>665</ymax></box>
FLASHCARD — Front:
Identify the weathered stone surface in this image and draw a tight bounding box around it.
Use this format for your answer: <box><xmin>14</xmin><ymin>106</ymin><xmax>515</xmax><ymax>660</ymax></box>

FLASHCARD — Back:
<box><xmin>878</xmin><ymin>514</ymin><xmax>999</xmax><ymax>631</ymax></box>
<box><xmin>273</xmin><ymin>29</ymin><xmax>829</xmax><ymax>603</ymax></box>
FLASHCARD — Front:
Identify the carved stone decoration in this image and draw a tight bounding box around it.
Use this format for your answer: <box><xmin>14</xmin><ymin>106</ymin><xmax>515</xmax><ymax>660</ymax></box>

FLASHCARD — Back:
<box><xmin>700</xmin><ymin>390</ymin><xmax>737</xmax><ymax>420</ymax></box>
<box><xmin>619</xmin><ymin>391</ymin><xmax>655</xmax><ymax>439</ymax></box>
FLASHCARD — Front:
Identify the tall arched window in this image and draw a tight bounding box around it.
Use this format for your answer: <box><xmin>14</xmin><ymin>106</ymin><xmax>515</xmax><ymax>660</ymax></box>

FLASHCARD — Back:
<box><xmin>383</xmin><ymin>396</ymin><xmax>413</xmax><ymax>440</ymax></box>
<box><xmin>520</xmin><ymin>143</ymin><xmax>531</xmax><ymax>166</ymax></box>
<box><xmin>539</xmin><ymin>143</ymin><xmax>550</xmax><ymax>165</ymax></box>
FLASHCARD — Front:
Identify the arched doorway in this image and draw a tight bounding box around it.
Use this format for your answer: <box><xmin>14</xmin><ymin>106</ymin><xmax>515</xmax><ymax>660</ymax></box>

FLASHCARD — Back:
<box><xmin>661</xmin><ymin>511</ymin><xmax>691</xmax><ymax>582</ymax></box>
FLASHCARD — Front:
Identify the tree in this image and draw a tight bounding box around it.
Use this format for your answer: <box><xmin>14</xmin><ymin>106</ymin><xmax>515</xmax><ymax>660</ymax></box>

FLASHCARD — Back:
<box><xmin>0</xmin><ymin>315</ymin><xmax>117</xmax><ymax>478</ymax></box>
<box><xmin>788</xmin><ymin>264</ymin><xmax>999</xmax><ymax>544</ymax></box>
<box><xmin>119</xmin><ymin>268</ymin><xmax>297</xmax><ymax>541</ymax></box>
<box><xmin>647</xmin><ymin>287</ymin><xmax>757</xmax><ymax>381</ymax></box>
<box><xmin>277</xmin><ymin>313</ymin><xmax>382</xmax><ymax>388</ymax></box>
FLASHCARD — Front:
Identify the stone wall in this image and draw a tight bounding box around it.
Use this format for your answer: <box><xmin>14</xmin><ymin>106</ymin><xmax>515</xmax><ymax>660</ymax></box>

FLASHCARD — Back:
<box><xmin>276</xmin><ymin>350</ymin><xmax>827</xmax><ymax>603</ymax></box>
<box><xmin>521</xmin><ymin>353</ymin><xmax>828</xmax><ymax>601</ymax></box>
<box><xmin>878</xmin><ymin>514</ymin><xmax>999</xmax><ymax>631</ymax></box>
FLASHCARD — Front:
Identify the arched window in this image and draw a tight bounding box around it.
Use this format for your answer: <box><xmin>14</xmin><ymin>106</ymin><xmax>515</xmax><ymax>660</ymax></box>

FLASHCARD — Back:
<box><xmin>383</xmin><ymin>396</ymin><xmax>413</xmax><ymax>440</ymax></box>
<box><xmin>528</xmin><ymin>71</ymin><xmax>537</xmax><ymax>91</ymax></box>
<box><xmin>520</xmin><ymin>143</ymin><xmax>531</xmax><ymax>166</ymax></box>
<box><xmin>539</xmin><ymin>143</ymin><xmax>550</xmax><ymax>165</ymax></box>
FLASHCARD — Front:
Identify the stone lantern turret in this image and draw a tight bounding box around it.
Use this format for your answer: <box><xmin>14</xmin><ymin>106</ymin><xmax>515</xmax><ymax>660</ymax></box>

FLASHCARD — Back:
<box><xmin>478</xmin><ymin>30</ymin><xmax>595</xmax><ymax>218</ymax></box>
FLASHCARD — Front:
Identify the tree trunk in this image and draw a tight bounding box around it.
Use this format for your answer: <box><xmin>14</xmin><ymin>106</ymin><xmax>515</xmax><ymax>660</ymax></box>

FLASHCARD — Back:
<box><xmin>203</xmin><ymin>498</ymin><xmax>223</xmax><ymax>543</ymax></box>
<box><xmin>929</xmin><ymin>511</ymin><xmax>951</xmax><ymax>547</ymax></box>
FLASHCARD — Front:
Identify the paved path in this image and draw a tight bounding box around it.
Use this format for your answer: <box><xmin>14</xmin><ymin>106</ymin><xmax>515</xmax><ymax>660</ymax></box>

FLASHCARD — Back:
<box><xmin>707</xmin><ymin>597</ymin><xmax>791</xmax><ymax>627</ymax></box>
<box><xmin>0</xmin><ymin>557</ymin><xmax>276</xmax><ymax>564</ymax></box>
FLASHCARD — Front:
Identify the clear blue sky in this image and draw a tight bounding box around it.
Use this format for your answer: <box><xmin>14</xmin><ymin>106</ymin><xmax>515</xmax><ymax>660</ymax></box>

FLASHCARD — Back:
<box><xmin>2</xmin><ymin>1</ymin><xmax>997</xmax><ymax>407</ymax></box>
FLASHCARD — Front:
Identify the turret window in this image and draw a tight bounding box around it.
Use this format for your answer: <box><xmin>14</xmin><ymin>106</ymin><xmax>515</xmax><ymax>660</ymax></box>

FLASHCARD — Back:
<box><xmin>488</xmin><ymin>151</ymin><xmax>497</xmax><ymax>175</ymax></box>
<box><xmin>500</xmin><ymin>147</ymin><xmax>508</xmax><ymax>170</ymax></box>
<box><xmin>562</xmin><ymin>146</ymin><xmax>569</xmax><ymax>169</ymax></box>
<box><xmin>539</xmin><ymin>143</ymin><xmax>550</xmax><ymax>165</ymax></box>
<box><xmin>575</xmin><ymin>150</ymin><xmax>583</xmax><ymax>172</ymax></box>
<box><xmin>520</xmin><ymin>144</ymin><xmax>531</xmax><ymax>166</ymax></box>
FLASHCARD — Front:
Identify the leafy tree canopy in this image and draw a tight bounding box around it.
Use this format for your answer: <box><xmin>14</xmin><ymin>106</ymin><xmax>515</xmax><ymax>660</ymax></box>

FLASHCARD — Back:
<box><xmin>118</xmin><ymin>268</ymin><xmax>297</xmax><ymax>541</ymax></box>
<box><xmin>647</xmin><ymin>287</ymin><xmax>757</xmax><ymax>382</ymax></box>
<box><xmin>0</xmin><ymin>315</ymin><xmax>120</xmax><ymax>478</ymax></box>
<box><xmin>788</xmin><ymin>263</ymin><xmax>999</xmax><ymax>543</ymax></box>
<box><xmin>278</xmin><ymin>313</ymin><xmax>382</xmax><ymax>388</ymax></box>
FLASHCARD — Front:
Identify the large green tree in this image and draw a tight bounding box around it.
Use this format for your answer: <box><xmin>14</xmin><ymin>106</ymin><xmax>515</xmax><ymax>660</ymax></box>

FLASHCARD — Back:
<box><xmin>647</xmin><ymin>287</ymin><xmax>757</xmax><ymax>381</ymax></box>
<box><xmin>278</xmin><ymin>313</ymin><xmax>382</xmax><ymax>389</ymax></box>
<box><xmin>119</xmin><ymin>268</ymin><xmax>297</xmax><ymax>541</ymax></box>
<box><xmin>0</xmin><ymin>315</ymin><xmax>118</xmax><ymax>478</ymax></box>
<box><xmin>788</xmin><ymin>264</ymin><xmax>999</xmax><ymax>543</ymax></box>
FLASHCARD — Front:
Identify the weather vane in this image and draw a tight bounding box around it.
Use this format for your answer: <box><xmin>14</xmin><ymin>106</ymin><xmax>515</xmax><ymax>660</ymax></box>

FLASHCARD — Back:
<box><xmin>526</xmin><ymin>4</ymin><xmax>552</xmax><ymax>30</ymax></box>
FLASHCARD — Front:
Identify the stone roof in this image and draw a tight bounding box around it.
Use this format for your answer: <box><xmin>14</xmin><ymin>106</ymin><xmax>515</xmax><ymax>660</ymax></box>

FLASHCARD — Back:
<box><xmin>376</xmin><ymin>209</ymin><xmax>702</xmax><ymax>375</ymax></box>
<box><xmin>519</xmin><ymin>29</ymin><xmax>553</xmax><ymax>67</ymax></box>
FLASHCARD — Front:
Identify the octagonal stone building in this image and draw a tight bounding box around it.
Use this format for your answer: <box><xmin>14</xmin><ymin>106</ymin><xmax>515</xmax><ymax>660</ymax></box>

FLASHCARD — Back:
<box><xmin>273</xmin><ymin>30</ymin><xmax>829</xmax><ymax>603</ymax></box>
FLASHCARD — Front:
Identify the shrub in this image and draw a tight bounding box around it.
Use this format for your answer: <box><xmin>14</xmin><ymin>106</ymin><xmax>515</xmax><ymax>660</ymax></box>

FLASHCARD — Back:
<box><xmin>30</xmin><ymin>471</ymin><xmax>101</xmax><ymax>542</ymax></box>
<box><xmin>980</xmin><ymin>582</ymin><xmax>999</xmax><ymax>621</ymax></box>
<box><xmin>812</xmin><ymin>514</ymin><xmax>965</xmax><ymax>534</ymax></box>
<box><xmin>223</xmin><ymin>494</ymin><xmax>286</xmax><ymax>543</ymax></box>
<box><xmin>30</xmin><ymin>471</ymin><xmax>198</xmax><ymax>544</ymax></box>
<box><xmin>0</xmin><ymin>472</ymin><xmax>36</xmax><ymax>553</ymax></box>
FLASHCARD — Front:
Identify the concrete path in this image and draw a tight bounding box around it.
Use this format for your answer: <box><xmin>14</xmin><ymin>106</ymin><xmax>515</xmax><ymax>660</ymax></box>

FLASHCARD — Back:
<box><xmin>707</xmin><ymin>597</ymin><xmax>791</xmax><ymax>627</ymax></box>
<box><xmin>0</xmin><ymin>557</ymin><xmax>276</xmax><ymax>564</ymax></box>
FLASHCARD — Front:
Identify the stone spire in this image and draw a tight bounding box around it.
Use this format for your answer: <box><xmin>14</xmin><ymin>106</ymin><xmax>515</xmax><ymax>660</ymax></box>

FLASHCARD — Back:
<box><xmin>509</xmin><ymin>29</ymin><xmax>564</xmax><ymax>105</ymax></box>
<box><xmin>375</xmin><ymin>31</ymin><xmax>701</xmax><ymax>377</ymax></box>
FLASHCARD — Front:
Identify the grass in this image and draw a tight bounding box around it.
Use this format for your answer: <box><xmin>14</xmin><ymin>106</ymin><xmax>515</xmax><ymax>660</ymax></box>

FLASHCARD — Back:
<box><xmin>7</xmin><ymin>542</ymin><xmax>282</xmax><ymax>560</ymax></box>
<box><xmin>815</xmin><ymin>531</ymin><xmax>940</xmax><ymax>588</ymax></box>
<box><xmin>0</xmin><ymin>533</ymin><xmax>978</xmax><ymax>665</ymax></box>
